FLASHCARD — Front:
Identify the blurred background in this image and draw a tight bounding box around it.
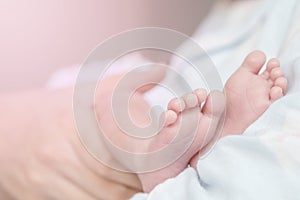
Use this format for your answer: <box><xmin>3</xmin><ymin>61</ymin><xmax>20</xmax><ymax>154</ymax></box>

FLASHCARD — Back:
<box><xmin>0</xmin><ymin>0</ymin><xmax>214</xmax><ymax>93</ymax></box>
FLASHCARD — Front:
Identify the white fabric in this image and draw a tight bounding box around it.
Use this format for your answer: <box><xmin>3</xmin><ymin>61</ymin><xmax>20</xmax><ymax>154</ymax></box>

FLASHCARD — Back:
<box><xmin>131</xmin><ymin>0</ymin><xmax>300</xmax><ymax>199</ymax></box>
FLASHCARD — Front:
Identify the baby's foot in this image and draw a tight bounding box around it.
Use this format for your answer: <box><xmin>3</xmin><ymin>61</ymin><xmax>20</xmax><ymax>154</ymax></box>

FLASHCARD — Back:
<box><xmin>222</xmin><ymin>51</ymin><xmax>288</xmax><ymax>135</ymax></box>
<box><xmin>139</xmin><ymin>89</ymin><xmax>225</xmax><ymax>192</ymax></box>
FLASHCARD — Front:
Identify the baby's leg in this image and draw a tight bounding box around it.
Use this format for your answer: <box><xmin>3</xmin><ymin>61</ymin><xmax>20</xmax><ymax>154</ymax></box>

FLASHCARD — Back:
<box><xmin>139</xmin><ymin>89</ymin><xmax>225</xmax><ymax>192</ymax></box>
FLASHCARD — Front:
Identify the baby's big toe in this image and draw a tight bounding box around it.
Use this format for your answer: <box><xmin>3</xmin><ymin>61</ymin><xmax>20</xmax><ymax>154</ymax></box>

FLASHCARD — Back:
<box><xmin>241</xmin><ymin>51</ymin><xmax>266</xmax><ymax>74</ymax></box>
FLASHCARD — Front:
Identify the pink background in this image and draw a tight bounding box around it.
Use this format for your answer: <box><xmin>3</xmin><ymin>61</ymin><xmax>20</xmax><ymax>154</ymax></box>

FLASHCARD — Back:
<box><xmin>0</xmin><ymin>0</ymin><xmax>213</xmax><ymax>92</ymax></box>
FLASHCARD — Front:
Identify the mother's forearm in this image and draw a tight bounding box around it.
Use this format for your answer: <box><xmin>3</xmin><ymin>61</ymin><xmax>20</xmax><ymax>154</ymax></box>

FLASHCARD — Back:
<box><xmin>0</xmin><ymin>88</ymin><xmax>141</xmax><ymax>199</ymax></box>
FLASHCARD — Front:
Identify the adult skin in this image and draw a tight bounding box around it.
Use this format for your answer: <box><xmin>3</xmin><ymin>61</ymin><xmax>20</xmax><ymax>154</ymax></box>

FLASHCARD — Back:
<box><xmin>0</xmin><ymin>66</ymin><xmax>169</xmax><ymax>199</ymax></box>
<box><xmin>0</xmin><ymin>87</ymin><xmax>143</xmax><ymax>200</ymax></box>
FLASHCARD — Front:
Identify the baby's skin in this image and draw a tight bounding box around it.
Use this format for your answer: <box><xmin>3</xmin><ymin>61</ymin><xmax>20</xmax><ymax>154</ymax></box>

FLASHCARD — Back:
<box><xmin>138</xmin><ymin>51</ymin><xmax>288</xmax><ymax>192</ymax></box>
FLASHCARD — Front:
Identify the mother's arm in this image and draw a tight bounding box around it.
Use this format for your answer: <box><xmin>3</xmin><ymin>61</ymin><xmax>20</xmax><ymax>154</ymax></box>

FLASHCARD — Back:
<box><xmin>0</xmin><ymin>88</ymin><xmax>142</xmax><ymax>200</ymax></box>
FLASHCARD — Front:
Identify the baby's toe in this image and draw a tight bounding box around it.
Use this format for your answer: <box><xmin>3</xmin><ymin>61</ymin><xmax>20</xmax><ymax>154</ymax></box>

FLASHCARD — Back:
<box><xmin>270</xmin><ymin>67</ymin><xmax>284</xmax><ymax>81</ymax></box>
<box><xmin>161</xmin><ymin>110</ymin><xmax>178</xmax><ymax>127</ymax></box>
<box><xmin>268</xmin><ymin>79</ymin><xmax>274</xmax><ymax>87</ymax></box>
<box><xmin>168</xmin><ymin>98</ymin><xmax>185</xmax><ymax>113</ymax></box>
<box><xmin>270</xmin><ymin>86</ymin><xmax>283</xmax><ymax>102</ymax></box>
<box><xmin>274</xmin><ymin>77</ymin><xmax>288</xmax><ymax>94</ymax></box>
<box><xmin>241</xmin><ymin>51</ymin><xmax>266</xmax><ymax>74</ymax></box>
<box><xmin>261</xmin><ymin>58</ymin><xmax>279</xmax><ymax>80</ymax></box>
<box><xmin>266</xmin><ymin>58</ymin><xmax>280</xmax><ymax>73</ymax></box>
<box><xmin>194</xmin><ymin>89</ymin><xmax>207</xmax><ymax>104</ymax></box>
<box><xmin>183</xmin><ymin>93</ymin><xmax>198</xmax><ymax>109</ymax></box>
<box><xmin>261</xmin><ymin>70</ymin><xmax>270</xmax><ymax>80</ymax></box>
